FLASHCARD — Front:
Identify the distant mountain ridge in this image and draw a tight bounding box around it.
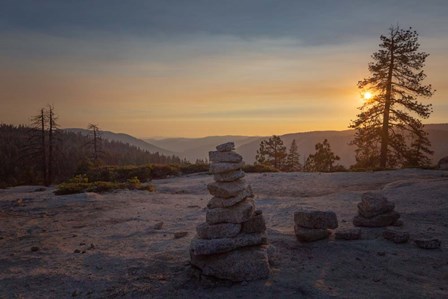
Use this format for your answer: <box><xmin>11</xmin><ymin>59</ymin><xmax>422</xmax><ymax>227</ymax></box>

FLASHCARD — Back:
<box><xmin>64</xmin><ymin>128</ymin><xmax>175</xmax><ymax>156</ymax></box>
<box><xmin>146</xmin><ymin>123</ymin><xmax>448</xmax><ymax>167</ymax></box>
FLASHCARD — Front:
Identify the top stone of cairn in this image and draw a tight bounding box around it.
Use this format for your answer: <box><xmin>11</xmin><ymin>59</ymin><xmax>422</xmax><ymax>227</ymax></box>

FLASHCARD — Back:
<box><xmin>216</xmin><ymin>142</ymin><xmax>235</xmax><ymax>152</ymax></box>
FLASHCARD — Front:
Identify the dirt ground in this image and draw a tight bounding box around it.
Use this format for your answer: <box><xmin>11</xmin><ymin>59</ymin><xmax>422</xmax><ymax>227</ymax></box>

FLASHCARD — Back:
<box><xmin>1</xmin><ymin>169</ymin><xmax>447</xmax><ymax>298</ymax></box>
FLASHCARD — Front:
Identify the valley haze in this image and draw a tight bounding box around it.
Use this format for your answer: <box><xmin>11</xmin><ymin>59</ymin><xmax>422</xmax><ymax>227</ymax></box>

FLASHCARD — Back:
<box><xmin>65</xmin><ymin>124</ymin><xmax>448</xmax><ymax>167</ymax></box>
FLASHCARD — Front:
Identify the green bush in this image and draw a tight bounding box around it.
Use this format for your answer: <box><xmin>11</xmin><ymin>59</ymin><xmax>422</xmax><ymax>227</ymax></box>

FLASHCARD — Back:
<box><xmin>55</xmin><ymin>175</ymin><xmax>155</xmax><ymax>195</ymax></box>
<box><xmin>243</xmin><ymin>164</ymin><xmax>279</xmax><ymax>173</ymax></box>
<box><xmin>150</xmin><ymin>164</ymin><xmax>180</xmax><ymax>179</ymax></box>
<box><xmin>180</xmin><ymin>163</ymin><xmax>210</xmax><ymax>174</ymax></box>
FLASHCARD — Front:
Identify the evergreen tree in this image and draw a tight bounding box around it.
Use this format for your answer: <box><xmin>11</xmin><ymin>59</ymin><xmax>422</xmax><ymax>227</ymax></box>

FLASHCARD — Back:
<box><xmin>303</xmin><ymin>139</ymin><xmax>340</xmax><ymax>172</ymax></box>
<box><xmin>87</xmin><ymin>123</ymin><xmax>102</xmax><ymax>165</ymax></box>
<box><xmin>286</xmin><ymin>139</ymin><xmax>301</xmax><ymax>171</ymax></box>
<box><xmin>350</xmin><ymin>26</ymin><xmax>434</xmax><ymax>169</ymax></box>
<box><xmin>255</xmin><ymin>135</ymin><xmax>287</xmax><ymax>169</ymax></box>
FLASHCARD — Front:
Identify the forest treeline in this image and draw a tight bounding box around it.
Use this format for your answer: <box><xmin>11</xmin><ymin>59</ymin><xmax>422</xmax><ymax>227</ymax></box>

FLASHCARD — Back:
<box><xmin>0</xmin><ymin>124</ymin><xmax>187</xmax><ymax>187</ymax></box>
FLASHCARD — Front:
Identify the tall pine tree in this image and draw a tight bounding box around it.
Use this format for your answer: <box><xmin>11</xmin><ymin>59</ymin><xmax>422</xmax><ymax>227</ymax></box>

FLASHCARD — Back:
<box><xmin>350</xmin><ymin>26</ymin><xmax>434</xmax><ymax>169</ymax></box>
<box><xmin>286</xmin><ymin>139</ymin><xmax>301</xmax><ymax>171</ymax></box>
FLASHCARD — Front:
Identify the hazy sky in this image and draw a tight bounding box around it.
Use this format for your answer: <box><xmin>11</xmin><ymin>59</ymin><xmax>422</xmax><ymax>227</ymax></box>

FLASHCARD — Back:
<box><xmin>1</xmin><ymin>1</ymin><xmax>447</xmax><ymax>138</ymax></box>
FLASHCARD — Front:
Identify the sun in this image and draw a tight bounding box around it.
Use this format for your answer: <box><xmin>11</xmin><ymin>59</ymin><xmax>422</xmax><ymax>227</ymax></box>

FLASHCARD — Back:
<box><xmin>363</xmin><ymin>91</ymin><xmax>373</xmax><ymax>100</ymax></box>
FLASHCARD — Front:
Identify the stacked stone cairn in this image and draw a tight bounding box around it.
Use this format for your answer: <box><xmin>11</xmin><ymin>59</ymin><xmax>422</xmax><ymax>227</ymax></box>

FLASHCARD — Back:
<box><xmin>353</xmin><ymin>192</ymin><xmax>401</xmax><ymax>227</ymax></box>
<box><xmin>294</xmin><ymin>209</ymin><xmax>338</xmax><ymax>242</ymax></box>
<box><xmin>190</xmin><ymin>142</ymin><xmax>270</xmax><ymax>281</ymax></box>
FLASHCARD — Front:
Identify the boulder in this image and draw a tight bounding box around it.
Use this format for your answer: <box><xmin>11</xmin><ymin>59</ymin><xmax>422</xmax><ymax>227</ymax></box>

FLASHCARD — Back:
<box><xmin>190</xmin><ymin>245</ymin><xmax>270</xmax><ymax>281</ymax></box>
<box><xmin>438</xmin><ymin>156</ymin><xmax>448</xmax><ymax>170</ymax></box>
<box><xmin>209</xmin><ymin>162</ymin><xmax>243</xmax><ymax>174</ymax></box>
<box><xmin>206</xmin><ymin>199</ymin><xmax>254</xmax><ymax>224</ymax></box>
<box><xmin>415</xmin><ymin>238</ymin><xmax>441</xmax><ymax>249</ymax></box>
<box><xmin>294</xmin><ymin>209</ymin><xmax>338</xmax><ymax>229</ymax></box>
<box><xmin>214</xmin><ymin>169</ymin><xmax>245</xmax><ymax>182</ymax></box>
<box><xmin>207</xmin><ymin>180</ymin><xmax>247</xmax><ymax>198</ymax></box>
<box><xmin>358</xmin><ymin>192</ymin><xmax>395</xmax><ymax>218</ymax></box>
<box><xmin>353</xmin><ymin>211</ymin><xmax>400</xmax><ymax>227</ymax></box>
<box><xmin>294</xmin><ymin>225</ymin><xmax>329</xmax><ymax>242</ymax></box>
<box><xmin>196</xmin><ymin>222</ymin><xmax>241</xmax><ymax>239</ymax></box>
<box><xmin>207</xmin><ymin>186</ymin><xmax>254</xmax><ymax>209</ymax></box>
<box><xmin>216</xmin><ymin>142</ymin><xmax>235</xmax><ymax>152</ymax></box>
<box><xmin>383</xmin><ymin>229</ymin><xmax>409</xmax><ymax>244</ymax></box>
<box><xmin>241</xmin><ymin>214</ymin><xmax>266</xmax><ymax>234</ymax></box>
<box><xmin>190</xmin><ymin>233</ymin><xmax>267</xmax><ymax>255</ymax></box>
<box><xmin>209</xmin><ymin>151</ymin><xmax>243</xmax><ymax>163</ymax></box>
<box><xmin>335</xmin><ymin>228</ymin><xmax>361</xmax><ymax>240</ymax></box>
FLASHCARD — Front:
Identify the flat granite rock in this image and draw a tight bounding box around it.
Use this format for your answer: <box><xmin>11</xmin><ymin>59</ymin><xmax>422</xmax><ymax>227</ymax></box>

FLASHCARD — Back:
<box><xmin>214</xmin><ymin>169</ymin><xmax>245</xmax><ymax>182</ymax></box>
<box><xmin>383</xmin><ymin>229</ymin><xmax>409</xmax><ymax>244</ymax></box>
<box><xmin>241</xmin><ymin>214</ymin><xmax>266</xmax><ymax>234</ymax></box>
<box><xmin>353</xmin><ymin>211</ymin><xmax>400</xmax><ymax>227</ymax></box>
<box><xmin>216</xmin><ymin>142</ymin><xmax>235</xmax><ymax>152</ymax></box>
<box><xmin>206</xmin><ymin>198</ymin><xmax>254</xmax><ymax>224</ymax></box>
<box><xmin>335</xmin><ymin>228</ymin><xmax>361</xmax><ymax>240</ymax></box>
<box><xmin>294</xmin><ymin>209</ymin><xmax>338</xmax><ymax>229</ymax></box>
<box><xmin>294</xmin><ymin>225</ymin><xmax>330</xmax><ymax>242</ymax></box>
<box><xmin>190</xmin><ymin>245</ymin><xmax>270</xmax><ymax>281</ymax></box>
<box><xmin>207</xmin><ymin>186</ymin><xmax>254</xmax><ymax>209</ymax></box>
<box><xmin>209</xmin><ymin>151</ymin><xmax>243</xmax><ymax>163</ymax></box>
<box><xmin>196</xmin><ymin>222</ymin><xmax>241</xmax><ymax>240</ymax></box>
<box><xmin>358</xmin><ymin>192</ymin><xmax>395</xmax><ymax>218</ymax></box>
<box><xmin>190</xmin><ymin>233</ymin><xmax>267</xmax><ymax>255</ymax></box>
<box><xmin>207</xmin><ymin>180</ymin><xmax>247</xmax><ymax>198</ymax></box>
<box><xmin>209</xmin><ymin>162</ymin><xmax>243</xmax><ymax>174</ymax></box>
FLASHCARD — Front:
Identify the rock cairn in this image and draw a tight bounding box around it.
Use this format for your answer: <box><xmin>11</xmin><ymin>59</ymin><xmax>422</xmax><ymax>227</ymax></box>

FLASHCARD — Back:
<box><xmin>190</xmin><ymin>142</ymin><xmax>270</xmax><ymax>281</ymax></box>
<box><xmin>353</xmin><ymin>192</ymin><xmax>401</xmax><ymax>227</ymax></box>
<box><xmin>294</xmin><ymin>209</ymin><xmax>338</xmax><ymax>242</ymax></box>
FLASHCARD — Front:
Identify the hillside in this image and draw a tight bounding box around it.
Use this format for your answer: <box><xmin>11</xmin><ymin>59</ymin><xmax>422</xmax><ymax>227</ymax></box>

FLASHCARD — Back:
<box><xmin>147</xmin><ymin>124</ymin><xmax>448</xmax><ymax>167</ymax></box>
<box><xmin>146</xmin><ymin>136</ymin><xmax>260</xmax><ymax>162</ymax></box>
<box><xmin>65</xmin><ymin>128</ymin><xmax>175</xmax><ymax>156</ymax></box>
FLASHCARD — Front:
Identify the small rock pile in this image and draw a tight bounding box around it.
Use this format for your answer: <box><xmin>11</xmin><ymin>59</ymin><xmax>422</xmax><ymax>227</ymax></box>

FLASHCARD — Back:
<box><xmin>190</xmin><ymin>142</ymin><xmax>270</xmax><ymax>281</ymax></box>
<box><xmin>294</xmin><ymin>209</ymin><xmax>338</xmax><ymax>242</ymax></box>
<box><xmin>353</xmin><ymin>192</ymin><xmax>401</xmax><ymax>227</ymax></box>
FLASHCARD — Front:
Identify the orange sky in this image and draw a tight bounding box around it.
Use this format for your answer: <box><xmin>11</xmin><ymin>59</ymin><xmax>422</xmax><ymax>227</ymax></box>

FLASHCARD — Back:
<box><xmin>1</xmin><ymin>2</ymin><xmax>447</xmax><ymax>138</ymax></box>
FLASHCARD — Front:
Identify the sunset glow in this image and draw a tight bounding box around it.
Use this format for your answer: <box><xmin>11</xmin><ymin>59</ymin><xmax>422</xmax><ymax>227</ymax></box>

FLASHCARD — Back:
<box><xmin>1</xmin><ymin>2</ymin><xmax>447</xmax><ymax>138</ymax></box>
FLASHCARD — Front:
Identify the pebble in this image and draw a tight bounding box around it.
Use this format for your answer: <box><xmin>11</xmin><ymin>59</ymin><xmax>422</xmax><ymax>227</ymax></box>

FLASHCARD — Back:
<box><xmin>415</xmin><ymin>238</ymin><xmax>441</xmax><ymax>249</ymax></box>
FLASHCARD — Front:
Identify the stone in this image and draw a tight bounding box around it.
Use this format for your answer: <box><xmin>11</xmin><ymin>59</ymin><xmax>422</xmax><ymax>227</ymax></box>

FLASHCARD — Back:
<box><xmin>207</xmin><ymin>180</ymin><xmax>247</xmax><ymax>198</ymax></box>
<box><xmin>209</xmin><ymin>162</ymin><xmax>243</xmax><ymax>174</ymax></box>
<box><xmin>207</xmin><ymin>186</ymin><xmax>254</xmax><ymax>209</ymax></box>
<box><xmin>174</xmin><ymin>232</ymin><xmax>188</xmax><ymax>239</ymax></box>
<box><xmin>294</xmin><ymin>209</ymin><xmax>338</xmax><ymax>229</ymax></box>
<box><xmin>190</xmin><ymin>245</ymin><xmax>270</xmax><ymax>281</ymax></box>
<box><xmin>358</xmin><ymin>192</ymin><xmax>395</xmax><ymax>218</ymax></box>
<box><xmin>214</xmin><ymin>169</ymin><xmax>245</xmax><ymax>182</ymax></box>
<box><xmin>383</xmin><ymin>229</ymin><xmax>409</xmax><ymax>244</ymax></box>
<box><xmin>415</xmin><ymin>238</ymin><xmax>441</xmax><ymax>249</ymax></box>
<box><xmin>216</xmin><ymin>142</ymin><xmax>235</xmax><ymax>152</ymax></box>
<box><xmin>153</xmin><ymin>221</ymin><xmax>163</xmax><ymax>230</ymax></box>
<box><xmin>241</xmin><ymin>214</ymin><xmax>266</xmax><ymax>234</ymax></box>
<box><xmin>294</xmin><ymin>225</ymin><xmax>329</xmax><ymax>242</ymax></box>
<box><xmin>206</xmin><ymin>199</ymin><xmax>255</xmax><ymax>224</ymax></box>
<box><xmin>392</xmin><ymin>219</ymin><xmax>404</xmax><ymax>227</ymax></box>
<box><xmin>353</xmin><ymin>211</ymin><xmax>400</xmax><ymax>227</ymax></box>
<box><xmin>335</xmin><ymin>228</ymin><xmax>361</xmax><ymax>240</ymax></box>
<box><xmin>209</xmin><ymin>151</ymin><xmax>243</xmax><ymax>163</ymax></box>
<box><xmin>196</xmin><ymin>222</ymin><xmax>241</xmax><ymax>239</ymax></box>
<box><xmin>438</xmin><ymin>156</ymin><xmax>448</xmax><ymax>170</ymax></box>
<box><xmin>190</xmin><ymin>233</ymin><xmax>267</xmax><ymax>255</ymax></box>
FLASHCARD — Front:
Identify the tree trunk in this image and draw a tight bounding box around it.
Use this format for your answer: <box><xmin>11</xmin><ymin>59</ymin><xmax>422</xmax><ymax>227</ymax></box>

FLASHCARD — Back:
<box><xmin>380</xmin><ymin>38</ymin><xmax>395</xmax><ymax>168</ymax></box>
<box><xmin>48</xmin><ymin>107</ymin><xmax>53</xmax><ymax>185</ymax></box>
<box><xmin>40</xmin><ymin>109</ymin><xmax>48</xmax><ymax>186</ymax></box>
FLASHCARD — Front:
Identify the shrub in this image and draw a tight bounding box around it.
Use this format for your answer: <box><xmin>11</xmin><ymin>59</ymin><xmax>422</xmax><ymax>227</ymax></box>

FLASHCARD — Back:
<box><xmin>243</xmin><ymin>164</ymin><xmax>279</xmax><ymax>173</ymax></box>
<box><xmin>180</xmin><ymin>163</ymin><xmax>210</xmax><ymax>174</ymax></box>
